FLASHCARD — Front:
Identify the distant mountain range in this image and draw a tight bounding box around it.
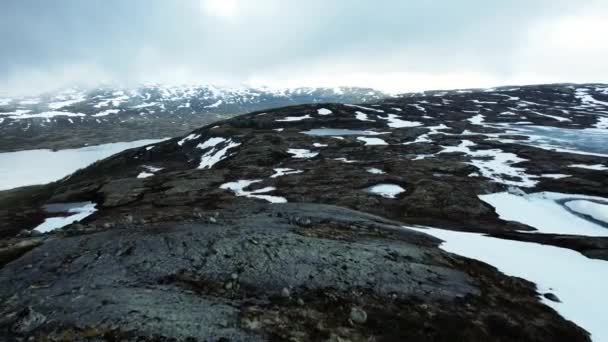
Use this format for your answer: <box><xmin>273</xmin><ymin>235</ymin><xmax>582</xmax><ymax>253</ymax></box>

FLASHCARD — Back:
<box><xmin>0</xmin><ymin>85</ymin><xmax>387</xmax><ymax>151</ymax></box>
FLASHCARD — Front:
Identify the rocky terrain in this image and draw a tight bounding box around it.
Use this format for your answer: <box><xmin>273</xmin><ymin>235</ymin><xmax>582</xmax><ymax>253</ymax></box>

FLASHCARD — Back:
<box><xmin>0</xmin><ymin>85</ymin><xmax>385</xmax><ymax>152</ymax></box>
<box><xmin>1</xmin><ymin>83</ymin><xmax>607</xmax><ymax>341</ymax></box>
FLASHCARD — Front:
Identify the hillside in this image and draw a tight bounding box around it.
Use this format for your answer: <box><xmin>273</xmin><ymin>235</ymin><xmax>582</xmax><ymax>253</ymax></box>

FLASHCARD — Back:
<box><xmin>1</xmin><ymin>83</ymin><xmax>607</xmax><ymax>341</ymax></box>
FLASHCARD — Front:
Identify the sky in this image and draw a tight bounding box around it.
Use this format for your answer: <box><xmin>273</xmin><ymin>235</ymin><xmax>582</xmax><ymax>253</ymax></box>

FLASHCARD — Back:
<box><xmin>1</xmin><ymin>0</ymin><xmax>607</xmax><ymax>95</ymax></box>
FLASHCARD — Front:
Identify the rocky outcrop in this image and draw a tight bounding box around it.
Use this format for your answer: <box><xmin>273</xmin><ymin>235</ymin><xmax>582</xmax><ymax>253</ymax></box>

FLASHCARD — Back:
<box><xmin>0</xmin><ymin>204</ymin><xmax>589</xmax><ymax>341</ymax></box>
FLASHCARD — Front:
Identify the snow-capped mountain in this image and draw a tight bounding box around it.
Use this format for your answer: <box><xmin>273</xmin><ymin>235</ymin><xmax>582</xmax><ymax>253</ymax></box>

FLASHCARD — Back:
<box><xmin>0</xmin><ymin>84</ymin><xmax>386</xmax><ymax>152</ymax></box>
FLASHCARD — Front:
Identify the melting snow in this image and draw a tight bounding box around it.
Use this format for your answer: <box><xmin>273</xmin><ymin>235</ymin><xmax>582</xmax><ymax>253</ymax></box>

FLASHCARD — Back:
<box><xmin>345</xmin><ymin>104</ymin><xmax>384</xmax><ymax>113</ymax></box>
<box><xmin>137</xmin><ymin>172</ymin><xmax>154</xmax><ymax>179</ymax></box>
<box><xmin>357</xmin><ymin>137</ymin><xmax>388</xmax><ymax>146</ymax></box>
<box><xmin>408</xmin><ymin>104</ymin><xmax>426</xmax><ymax>112</ymax></box>
<box><xmin>529</xmin><ymin>111</ymin><xmax>571</xmax><ymax>122</ymax></box>
<box><xmin>302</xmin><ymin>128</ymin><xmax>389</xmax><ymax>136</ymax></box>
<box><xmin>367</xmin><ymin>184</ymin><xmax>405</xmax><ymax>198</ymax></box>
<box><xmin>568</xmin><ymin>164</ymin><xmax>608</xmax><ymax>171</ymax></box>
<box><xmin>5</xmin><ymin>111</ymin><xmax>86</xmax><ymax>119</ymax></box>
<box><xmin>287</xmin><ymin>149</ymin><xmax>318</xmax><ymax>159</ymax></box>
<box><xmin>355</xmin><ymin>111</ymin><xmax>373</xmax><ymax>121</ymax></box>
<box><xmin>440</xmin><ymin>140</ymin><xmax>537</xmax><ymax>187</ymax></box>
<box><xmin>564</xmin><ymin>200</ymin><xmax>608</xmax><ymax>224</ymax></box>
<box><xmin>379</xmin><ymin>114</ymin><xmax>422</xmax><ymax>128</ymax></box>
<box><xmin>313</xmin><ymin>143</ymin><xmax>328</xmax><ymax>147</ymax></box>
<box><xmin>317</xmin><ymin>108</ymin><xmax>332</xmax><ymax>115</ymax></box>
<box><xmin>277</xmin><ymin>115</ymin><xmax>312</xmax><ymax>122</ymax></box>
<box><xmin>575</xmin><ymin>88</ymin><xmax>608</xmax><ymax>107</ymax></box>
<box><xmin>0</xmin><ymin>109</ymin><xmax>31</xmax><ymax>116</ymax></box>
<box><xmin>538</xmin><ymin>174</ymin><xmax>570</xmax><ymax>179</ymax></box>
<box><xmin>595</xmin><ymin>117</ymin><xmax>608</xmax><ymax>129</ymax></box>
<box><xmin>467</xmin><ymin>114</ymin><xmax>486</xmax><ymax>125</ymax></box>
<box><xmin>271</xmin><ymin>168</ymin><xmax>303</xmax><ymax>178</ymax></box>
<box><xmin>403</xmin><ymin>124</ymin><xmax>450</xmax><ymax>145</ymax></box>
<box><xmin>409</xmin><ymin>225</ymin><xmax>608</xmax><ymax>342</ymax></box>
<box><xmin>204</xmin><ymin>100</ymin><xmax>223</xmax><ymax>108</ymax></box>
<box><xmin>220</xmin><ymin>179</ymin><xmax>287</xmax><ymax>203</ymax></box>
<box><xmin>197</xmin><ymin>137</ymin><xmax>241</xmax><ymax>169</ymax></box>
<box><xmin>47</xmin><ymin>95</ymin><xmax>85</xmax><ymax>109</ymax></box>
<box><xmin>178</xmin><ymin>133</ymin><xmax>201</xmax><ymax>146</ymax></box>
<box><xmin>137</xmin><ymin>165</ymin><xmax>163</xmax><ymax>178</ymax></box>
<box><xmin>469</xmin><ymin>99</ymin><xmax>497</xmax><ymax>104</ymax></box>
<box><xmin>367</xmin><ymin>168</ymin><xmax>385</xmax><ymax>174</ymax></box>
<box><xmin>480</xmin><ymin>191</ymin><xmax>608</xmax><ymax>236</ymax></box>
<box><xmin>491</xmin><ymin>125</ymin><xmax>608</xmax><ymax>157</ymax></box>
<box><xmin>94</xmin><ymin>94</ymin><xmax>128</xmax><ymax>108</ymax></box>
<box><xmin>33</xmin><ymin>202</ymin><xmax>97</xmax><ymax>233</ymax></box>
<box><xmin>92</xmin><ymin>109</ymin><xmax>120</xmax><ymax>117</ymax></box>
<box><xmin>334</xmin><ymin>157</ymin><xmax>358</xmax><ymax>163</ymax></box>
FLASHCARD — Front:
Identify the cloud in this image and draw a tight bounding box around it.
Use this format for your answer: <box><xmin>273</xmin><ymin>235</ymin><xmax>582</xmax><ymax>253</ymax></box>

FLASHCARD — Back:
<box><xmin>1</xmin><ymin>0</ymin><xmax>606</xmax><ymax>95</ymax></box>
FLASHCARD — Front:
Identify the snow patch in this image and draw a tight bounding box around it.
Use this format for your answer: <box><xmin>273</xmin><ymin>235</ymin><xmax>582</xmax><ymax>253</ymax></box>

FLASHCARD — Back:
<box><xmin>529</xmin><ymin>111</ymin><xmax>571</xmax><ymax>122</ymax></box>
<box><xmin>366</xmin><ymin>168</ymin><xmax>385</xmax><ymax>174</ymax></box>
<box><xmin>178</xmin><ymin>133</ymin><xmax>201</xmax><ymax>146</ymax></box>
<box><xmin>357</xmin><ymin>137</ymin><xmax>388</xmax><ymax>146</ymax></box>
<box><xmin>204</xmin><ymin>100</ymin><xmax>223</xmax><ymax>108</ymax></box>
<box><xmin>367</xmin><ymin>184</ymin><xmax>405</xmax><ymax>198</ymax></box>
<box><xmin>317</xmin><ymin>108</ymin><xmax>332</xmax><ymax>115</ymax></box>
<box><xmin>345</xmin><ymin>104</ymin><xmax>384</xmax><ymax>113</ymax></box>
<box><xmin>197</xmin><ymin>137</ymin><xmax>241</xmax><ymax>169</ymax></box>
<box><xmin>355</xmin><ymin>111</ymin><xmax>373</xmax><ymax>121</ymax></box>
<box><xmin>271</xmin><ymin>168</ymin><xmax>303</xmax><ymax>178</ymax></box>
<box><xmin>538</xmin><ymin>174</ymin><xmax>570</xmax><ymax>179</ymax></box>
<box><xmin>595</xmin><ymin>117</ymin><xmax>608</xmax><ymax>129</ymax></box>
<box><xmin>467</xmin><ymin>114</ymin><xmax>485</xmax><ymax>125</ymax></box>
<box><xmin>33</xmin><ymin>202</ymin><xmax>97</xmax><ymax>233</ymax></box>
<box><xmin>334</xmin><ymin>157</ymin><xmax>358</xmax><ymax>163</ymax></box>
<box><xmin>379</xmin><ymin>114</ymin><xmax>422</xmax><ymax>128</ymax></box>
<box><xmin>569</xmin><ymin>164</ymin><xmax>608</xmax><ymax>171</ymax></box>
<box><xmin>137</xmin><ymin>172</ymin><xmax>154</xmax><ymax>179</ymax></box>
<box><xmin>5</xmin><ymin>111</ymin><xmax>86</xmax><ymax>119</ymax></box>
<box><xmin>92</xmin><ymin>109</ymin><xmax>120</xmax><ymax>117</ymax></box>
<box><xmin>287</xmin><ymin>149</ymin><xmax>318</xmax><ymax>159</ymax></box>
<box><xmin>220</xmin><ymin>179</ymin><xmax>287</xmax><ymax>203</ymax></box>
<box><xmin>277</xmin><ymin>115</ymin><xmax>312</xmax><ymax>122</ymax></box>
<box><xmin>302</xmin><ymin>128</ymin><xmax>389</xmax><ymax>136</ymax></box>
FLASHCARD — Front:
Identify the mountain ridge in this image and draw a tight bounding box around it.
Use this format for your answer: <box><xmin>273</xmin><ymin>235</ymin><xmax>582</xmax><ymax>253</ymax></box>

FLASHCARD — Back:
<box><xmin>0</xmin><ymin>84</ymin><xmax>386</xmax><ymax>152</ymax></box>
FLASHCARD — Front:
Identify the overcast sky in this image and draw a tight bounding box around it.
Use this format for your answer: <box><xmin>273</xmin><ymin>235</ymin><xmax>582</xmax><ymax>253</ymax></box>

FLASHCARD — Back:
<box><xmin>1</xmin><ymin>0</ymin><xmax>607</xmax><ymax>94</ymax></box>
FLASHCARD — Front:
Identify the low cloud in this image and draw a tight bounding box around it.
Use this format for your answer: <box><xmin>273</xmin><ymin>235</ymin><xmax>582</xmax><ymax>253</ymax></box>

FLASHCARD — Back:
<box><xmin>1</xmin><ymin>0</ymin><xmax>607</xmax><ymax>95</ymax></box>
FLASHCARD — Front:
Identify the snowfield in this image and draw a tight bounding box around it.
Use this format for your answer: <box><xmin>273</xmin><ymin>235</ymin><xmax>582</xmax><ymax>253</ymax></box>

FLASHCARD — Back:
<box><xmin>409</xmin><ymin>225</ymin><xmax>608</xmax><ymax>342</ymax></box>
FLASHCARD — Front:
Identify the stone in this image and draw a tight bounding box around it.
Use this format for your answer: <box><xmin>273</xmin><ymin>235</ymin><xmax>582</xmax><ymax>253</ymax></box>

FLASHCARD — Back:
<box><xmin>349</xmin><ymin>307</ymin><xmax>367</xmax><ymax>324</ymax></box>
